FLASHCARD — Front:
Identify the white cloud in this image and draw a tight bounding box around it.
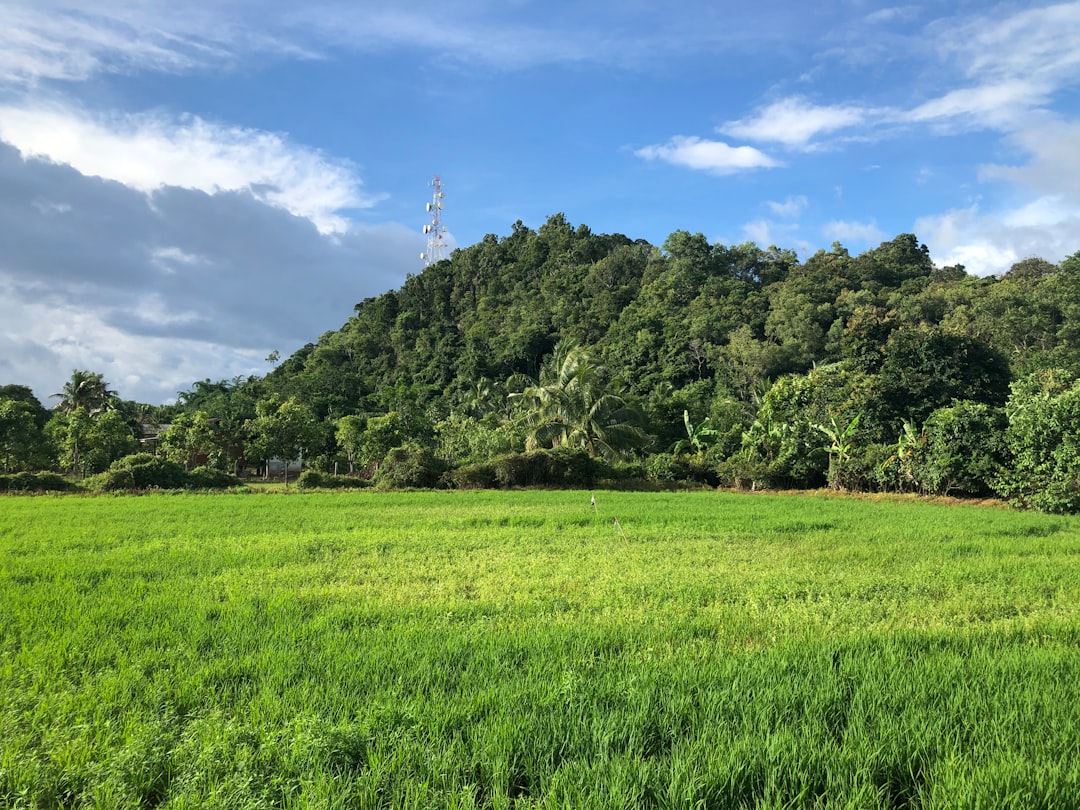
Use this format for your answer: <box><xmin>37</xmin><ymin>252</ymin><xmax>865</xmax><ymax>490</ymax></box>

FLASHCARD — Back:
<box><xmin>939</xmin><ymin>2</ymin><xmax>1080</xmax><ymax>88</ymax></box>
<box><xmin>634</xmin><ymin>136</ymin><xmax>779</xmax><ymax>175</ymax></box>
<box><xmin>979</xmin><ymin>119</ymin><xmax>1080</xmax><ymax>199</ymax></box>
<box><xmin>740</xmin><ymin>219</ymin><xmax>810</xmax><ymax>255</ymax></box>
<box><xmin>915</xmin><ymin>201</ymin><xmax>1080</xmax><ymax>276</ymax></box>
<box><xmin>863</xmin><ymin>6</ymin><xmax>920</xmax><ymax>25</ymax></box>
<box><xmin>0</xmin><ymin>102</ymin><xmax>380</xmax><ymax>234</ymax></box>
<box><xmin>905</xmin><ymin>80</ymin><xmax>1050</xmax><ymax>131</ymax></box>
<box><xmin>0</xmin><ymin>1</ymin><xmax>314</xmax><ymax>84</ymax></box>
<box><xmin>823</xmin><ymin>220</ymin><xmax>885</xmax><ymax>246</ymax></box>
<box><xmin>719</xmin><ymin>97</ymin><xmax>866</xmax><ymax>149</ymax></box>
<box><xmin>766</xmin><ymin>195</ymin><xmax>808</xmax><ymax>218</ymax></box>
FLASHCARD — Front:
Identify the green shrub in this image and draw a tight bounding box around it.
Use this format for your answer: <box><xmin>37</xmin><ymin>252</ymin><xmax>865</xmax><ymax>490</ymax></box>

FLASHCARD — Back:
<box><xmin>376</xmin><ymin>445</ymin><xmax>447</xmax><ymax>490</ymax></box>
<box><xmin>297</xmin><ymin>470</ymin><xmax>369</xmax><ymax>490</ymax></box>
<box><xmin>443</xmin><ymin>462</ymin><xmax>498</xmax><ymax>490</ymax></box>
<box><xmin>297</xmin><ymin>470</ymin><xmax>323</xmax><ymax>489</ymax></box>
<box><xmin>89</xmin><ymin>468</ymin><xmax>136</xmax><ymax>492</ymax></box>
<box><xmin>491</xmin><ymin>448</ymin><xmax>607</xmax><ymax>488</ymax></box>
<box><xmin>186</xmin><ymin>466</ymin><xmax>241</xmax><ymax>490</ymax></box>
<box><xmin>88</xmin><ymin>454</ymin><xmax>188</xmax><ymax>491</ymax></box>
<box><xmin>0</xmin><ymin>471</ymin><xmax>78</xmax><ymax>492</ymax></box>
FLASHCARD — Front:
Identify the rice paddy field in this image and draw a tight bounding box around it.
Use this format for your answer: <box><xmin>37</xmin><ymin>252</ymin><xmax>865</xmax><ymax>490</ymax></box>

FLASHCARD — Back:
<box><xmin>2</xmin><ymin>490</ymin><xmax>1080</xmax><ymax>808</ymax></box>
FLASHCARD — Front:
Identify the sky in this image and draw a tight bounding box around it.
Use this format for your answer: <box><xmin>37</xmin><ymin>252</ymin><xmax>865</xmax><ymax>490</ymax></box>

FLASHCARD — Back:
<box><xmin>2</xmin><ymin>1</ymin><xmax>1079</xmax><ymax>405</ymax></box>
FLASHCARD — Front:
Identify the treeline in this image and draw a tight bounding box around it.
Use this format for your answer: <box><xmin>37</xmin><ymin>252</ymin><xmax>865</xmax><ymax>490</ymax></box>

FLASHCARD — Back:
<box><xmin>4</xmin><ymin>215</ymin><xmax>1080</xmax><ymax>510</ymax></box>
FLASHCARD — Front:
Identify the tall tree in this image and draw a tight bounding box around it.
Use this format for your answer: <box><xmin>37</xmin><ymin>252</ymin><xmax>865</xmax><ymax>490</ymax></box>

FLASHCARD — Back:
<box><xmin>0</xmin><ymin>399</ymin><xmax>49</xmax><ymax>472</ymax></box>
<box><xmin>51</xmin><ymin>370</ymin><xmax>117</xmax><ymax>416</ymax></box>
<box><xmin>246</xmin><ymin>396</ymin><xmax>319</xmax><ymax>487</ymax></box>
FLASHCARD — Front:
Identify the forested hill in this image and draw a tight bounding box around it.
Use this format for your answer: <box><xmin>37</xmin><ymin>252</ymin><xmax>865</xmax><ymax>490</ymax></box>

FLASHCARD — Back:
<box><xmin>18</xmin><ymin>213</ymin><xmax>1080</xmax><ymax>508</ymax></box>
<box><xmin>256</xmin><ymin>212</ymin><xmax>1078</xmax><ymax>433</ymax></box>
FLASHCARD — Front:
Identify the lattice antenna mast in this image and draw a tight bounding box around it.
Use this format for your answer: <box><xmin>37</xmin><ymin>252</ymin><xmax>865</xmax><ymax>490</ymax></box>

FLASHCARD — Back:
<box><xmin>420</xmin><ymin>175</ymin><xmax>447</xmax><ymax>267</ymax></box>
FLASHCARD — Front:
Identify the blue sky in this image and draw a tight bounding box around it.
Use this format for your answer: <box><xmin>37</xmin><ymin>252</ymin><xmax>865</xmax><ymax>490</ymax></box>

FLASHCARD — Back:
<box><xmin>1</xmin><ymin>1</ymin><xmax>1078</xmax><ymax>404</ymax></box>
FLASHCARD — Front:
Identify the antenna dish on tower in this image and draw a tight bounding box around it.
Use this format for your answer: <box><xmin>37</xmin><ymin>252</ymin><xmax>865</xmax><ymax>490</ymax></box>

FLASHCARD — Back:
<box><xmin>422</xmin><ymin>175</ymin><xmax>446</xmax><ymax>267</ymax></box>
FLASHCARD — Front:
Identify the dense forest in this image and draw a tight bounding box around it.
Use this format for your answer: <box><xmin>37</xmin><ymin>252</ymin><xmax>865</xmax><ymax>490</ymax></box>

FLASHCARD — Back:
<box><xmin>5</xmin><ymin>214</ymin><xmax>1080</xmax><ymax>511</ymax></box>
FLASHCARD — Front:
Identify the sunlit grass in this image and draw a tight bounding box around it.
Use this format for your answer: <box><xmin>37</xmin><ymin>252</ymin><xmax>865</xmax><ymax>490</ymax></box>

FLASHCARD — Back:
<box><xmin>2</xmin><ymin>490</ymin><xmax>1080</xmax><ymax>807</ymax></box>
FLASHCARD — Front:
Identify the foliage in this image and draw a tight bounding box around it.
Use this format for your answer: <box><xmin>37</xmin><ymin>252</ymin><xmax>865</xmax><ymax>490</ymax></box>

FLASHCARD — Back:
<box><xmin>0</xmin><ymin>471</ymin><xmax>77</xmax><ymax>492</ymax></box>
<box><xmin>246</xmin><ymin>395</ymin><xmax>320</xmax><ymax>487</ymax></box>
<box><xmin>185</xmin><ymin>466</ymin><xmax>242</xmax><ymax>490</ymax></box>
<box><xmin>296</xmin><ymin>470</ymin><xmax>370</xmax><ymax>490</ymax></box>
<box><xmin>0</xmin><ymin>399</ymin><xmax>51</xmax><ymax>472</ymax></box>
<box><xmin>443</xmin><ymin>461</ymin><xmax>500</xmax><ymax>490</ymax></box>
<box><xmin>512</xmin><ymin>340</ymin><xmax>648</xmax><ymax>461</ymax></box>
<box><xmin>354</xmin><ymin>411</ymin><xmax>408</xmax><ymax>474</ymax></box>
<box><xmin>87</xmin><ymin>453</ymin><xmax>188</xmax><ymax>491</ymax></box>
<box><xmin>334</xmin><ymin>414</ymin><xmax>366</xmax><ymax>474</ymax></box>
<box><xmin>919</xmin><ymin>401</ymin><xmax>1008</xmax><ymax>497</ymax></box>
<box><xmin>994</xmin><ymin>371</ymin><xmax>1080</xmax><ymax>513</ymax></box>
<box><xmin>159</xmin><ymin>411</ymin><xmax>225</xmax><ymax>470</ymax></box>
<box><xmin>46</xmin><ymin>408</ymin><xmax>137</xmax><ymax>477</ymax></box>
<box><xmin>814</xmin><ymin>413</ymin><xmax>861</xmax><ymax>490</ymax></box>
<box><xmin>432</xmin><ymin>412</ymin><xmax>522</xmax><ymax>465</ymax></box>
<box><xmin>374</xmin><ymin>444</ymin><xmax>447</xmax><ymax>490</ymax></box>
<box><xmin>50</xmin><ymin>369</ymin><xmax>117</xmax><ymax>416</ymax></box>
<box><xmin>669</xmin><ymin>409</ymin><xmax>719</xmax><ymax>455</ymax></box>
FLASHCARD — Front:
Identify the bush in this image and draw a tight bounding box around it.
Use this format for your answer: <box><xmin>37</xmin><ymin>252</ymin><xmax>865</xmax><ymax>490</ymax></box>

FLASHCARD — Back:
<box><xmin>0</xmin><ymin>471</ymin><xmax>78</xmax><ymax>493</ymax></box>
<box><xmin>86</xmin><ymin>454</ymin><xmax>238</xmax><ymax>491</ymax></box>
<box><xmin>376</xmin><ymin>445</ymin><xmax>447</xmax><ymax>490</ymax></box>
<box><xmin>186</xmin><ymin>466</ymin><xmax>242</xmax><ymax>490</ymax></box>
<box><xmin>832</xmin><ymin>443</ymin><xmax>896</xmax><ymax>493</ymax></box>
<box><xmin>297</xmin><ymin>470</ymin><xmax>369</xmax><ymax>490</ymax></box>
<box><xmin>443</xmin><ymin>463</ymin><xmax>498</xmax><ymax>490</ymax></box>
<box><xmin>491</xmin><ymin>448</ymin><xmax>608</xmax><ymax>488</ymax></box>
<box><xmin>88</xmin><ymin>468</ymin><xmax>136</xmax><ymax>492</ymax></box>
<box><xmin>645</xmin><ymin>452</ymin><xmax>690</xmax><ymax>483</ymax></box>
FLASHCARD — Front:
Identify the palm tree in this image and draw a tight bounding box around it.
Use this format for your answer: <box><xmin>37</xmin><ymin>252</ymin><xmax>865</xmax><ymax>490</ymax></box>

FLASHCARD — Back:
<box><xmin>511</xmin><ymin>340</ymin><xmax>648</xmax><ymax>461</ymax></box>
<box><xmin>51</xmin><ymin>370</ymin><xmax>117</xmax><ymax>416</ymax></box>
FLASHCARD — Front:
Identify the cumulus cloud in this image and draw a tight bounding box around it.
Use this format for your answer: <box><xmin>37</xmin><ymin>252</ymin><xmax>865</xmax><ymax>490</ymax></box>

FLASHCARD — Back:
<box><xmin>915</xmin><ymin>201</ymin><xmax>1080</xmax><ymax>276</ymax></box>
<box><xmin>0</xmin><ymin>102</ymin><xmax>379</xmax><ymax>235</ymax></box>
<box><xmin>634</xmin><ymin>136</ymin><xmax>779</xmax><ymax>175</ymax></box>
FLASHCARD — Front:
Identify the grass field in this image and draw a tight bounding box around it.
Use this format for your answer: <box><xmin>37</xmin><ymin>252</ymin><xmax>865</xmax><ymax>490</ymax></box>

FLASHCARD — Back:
<box><xmin>2</xmin><ymin>490</ymin><xmax>1080</xmax><ymax>808</ymax></box>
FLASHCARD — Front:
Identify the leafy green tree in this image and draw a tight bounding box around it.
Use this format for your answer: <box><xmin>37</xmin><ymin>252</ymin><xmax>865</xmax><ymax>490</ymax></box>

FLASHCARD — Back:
<box><xmin>247</xmin><ymin>396</ymin><xmax>320</xmax><ymax>487</ymax></box>
<box><xmin>920</xmin><ymin>401</ymin><xmax>1008</xmax><ymax>497</ymax></box>
<box><xmin>738</xmin><ymin>375</ymin><xmax>826</xmax><ymax>488</ymax></box>
<box><xmin>994</xmin><ymin>371</ymin><xmax>1080</xmax><ymax>513</ymax></box>
<box><xmin>0</xmin><ymin>385</ymin><xmax>50</xmax><ymax>428</ymax></box>
<box><xmin>877</xmin><ymin>326</ymin><xmax>1009</xmax><ymax>425</ymax></box>
<box><xmin>0</xmin><ymin>399</ymin><xmax>49</xmax><ymax>472</ymax></box>
<box><xmin>46</xmin><ymin>408</ymin><xmax>136</xmax><ymax>476</ymax></box>
<box><xmin>357</xmin><ymin>412</ymin><xmax>408</xmax><ymax>475</ymax></box>
<box><xmin>433</xmin><ymin>412</ymin><xmax>522</xmax><ymax>466</ymax></box>
<box><xmin>512</xmin><ymin>340</ymin><xmax>648</xmax><ymax>461</ymax></box>
<box><xmin>160</xmin><ymin>411</ymin><xmax>224</xmax><ymax>470</ymax></box>
<box><xmin>335</xmin><ymin>414</ymin><xmax>366</xmax><ymax>475</ymax></box>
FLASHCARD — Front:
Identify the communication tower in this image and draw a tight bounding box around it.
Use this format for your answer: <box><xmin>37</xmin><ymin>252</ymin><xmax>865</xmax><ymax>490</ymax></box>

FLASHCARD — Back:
<box><xmin>420</xmin><ymin>175</ymin><xmax>447</xmax><ymax>267</ymax></box>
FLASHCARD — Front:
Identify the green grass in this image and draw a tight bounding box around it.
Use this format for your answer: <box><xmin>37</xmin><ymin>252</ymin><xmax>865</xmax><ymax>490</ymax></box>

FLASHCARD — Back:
<box><xmin>2</xmin><ymin>490</ymin><xmax>1080</xmax><ymax>808</ymax></box>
